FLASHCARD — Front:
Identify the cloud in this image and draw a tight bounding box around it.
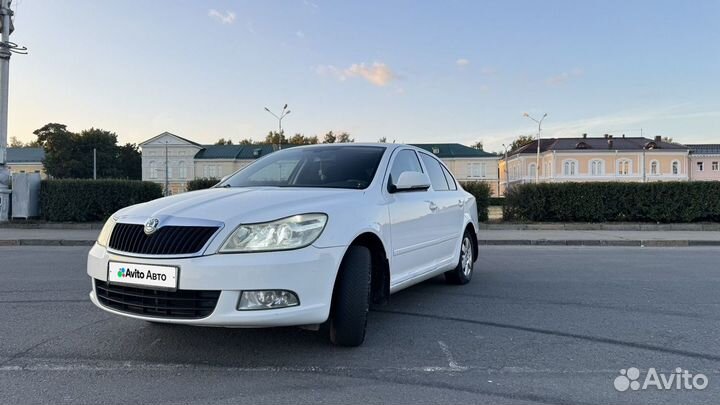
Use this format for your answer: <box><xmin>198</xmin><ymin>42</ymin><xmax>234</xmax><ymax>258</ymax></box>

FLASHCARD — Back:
<box><xmin>295</xmin><ymin>30</ymin><xmax>305</xmax><ymax>39</ymax></box>
<box><xmin>303</xmin><ymin>0</ymin><xmax>319</xmax><ymax>8</ymax></box>
<box><xmin>316</xmin><ymin>62</ymin><xmax>396</xmax><ymax>87</ymax></box>
<box><xmin>456</xmin><ymin>58</ymin><xmax>470</xmax><ymax>67</ymax></box>
<box><xmin>546</xmin><ymin>68</ymin><xmax>583</xmax><ymax>85</ymax></box>
<box><xmin>208</xmin><ymin>9</ymin><xmax>236</xmax><ymax>24</ymax></box>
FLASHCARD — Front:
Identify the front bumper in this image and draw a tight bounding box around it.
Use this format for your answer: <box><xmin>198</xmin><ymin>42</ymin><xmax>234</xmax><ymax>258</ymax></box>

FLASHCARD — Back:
<box><xmin>87</xmin><ymin>243</ymin><xmax>346</xmax><ymax>327</ymax></box>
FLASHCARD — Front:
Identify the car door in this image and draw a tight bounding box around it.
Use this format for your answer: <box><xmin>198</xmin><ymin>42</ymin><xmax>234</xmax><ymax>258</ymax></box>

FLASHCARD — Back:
<box><xmin>418</xmin><ymin>152</ymin><xmax>465</xmax><ymax>267</ymax></box>
<box><xmin>385</xmin><ymin>149</ymin><xmax>439</xmax><ymax>284</ymax></box>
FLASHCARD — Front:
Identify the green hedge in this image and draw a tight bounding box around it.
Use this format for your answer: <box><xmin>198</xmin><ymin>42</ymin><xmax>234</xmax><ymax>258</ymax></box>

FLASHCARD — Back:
<box><xmin>40</xmin><ymin>179</ymin><xmax>163</xmax><ymax>222</ymax></box>
<box><xmin>187</xmin><ymin>177</ymin><xmax>220</xmax><ymax>191</ymax></box>
<box><xmin>489</xmin><ymin>197</ymin><xmax>505</xmax><ymax>206</ymax></box>
<box><xmin>503</xmin><ymin>181</ymin><xmax>720</xmax><ymax>223</ymax></box>
<box><xmin>461</xmin><ymin>181</ymin><xmax>492</xmax><ymax>222</ymax></box>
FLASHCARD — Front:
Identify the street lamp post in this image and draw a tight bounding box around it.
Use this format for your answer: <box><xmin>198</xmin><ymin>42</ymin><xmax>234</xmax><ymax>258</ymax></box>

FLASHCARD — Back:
<box><xmin>0</xmin><ymin>0</ymin><xmax>27</xmax><ymax>222</ymax></box>
<box><xmin>523</xmin><ymin>112</ymin><xmax>547</xmax><ymax>184</ymax></box>
<box><xmin>264</xmin><ymin>104</ymin><xmax>291</xmax><ymax>149</ymax></box>
<box><xmin>164</xmin><ymin>140</ymin><xmax>169</xmax><ymax>196</ymax></box>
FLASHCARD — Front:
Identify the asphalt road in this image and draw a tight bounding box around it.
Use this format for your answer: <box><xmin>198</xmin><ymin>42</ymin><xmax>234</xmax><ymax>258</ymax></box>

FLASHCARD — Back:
<box><xmin>1</xmin><ymin>246</ymin><xmax>719</xmax><ymax>404</ymax></box>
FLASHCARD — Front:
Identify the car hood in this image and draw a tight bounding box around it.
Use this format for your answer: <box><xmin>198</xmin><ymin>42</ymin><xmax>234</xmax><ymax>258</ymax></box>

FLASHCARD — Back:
<box><xmin>114</xmin><ymin>187</ymin><xmax>364</xmax><ymax>225</ymax></box>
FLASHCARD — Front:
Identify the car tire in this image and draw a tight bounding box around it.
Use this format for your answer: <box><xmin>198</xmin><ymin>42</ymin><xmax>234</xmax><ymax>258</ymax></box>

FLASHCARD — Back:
<box><xmin>328</xmin><ymin>245</ymin><xmax>371</xmax><ymax>347</ymax></box>
<box><xmin>445</xmin><ymin>230</ymin><xmax>474</xmax><ymax>285</ymax></box>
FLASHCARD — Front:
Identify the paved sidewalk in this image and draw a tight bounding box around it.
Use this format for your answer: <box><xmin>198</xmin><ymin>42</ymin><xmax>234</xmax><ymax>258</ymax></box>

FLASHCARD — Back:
<box><xmin>1</xmin><ymin>227</ymin><xmax>720</xmax><ymax>247</ymax></box>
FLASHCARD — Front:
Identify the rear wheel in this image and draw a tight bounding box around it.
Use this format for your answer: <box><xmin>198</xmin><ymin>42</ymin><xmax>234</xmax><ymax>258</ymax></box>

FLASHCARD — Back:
<box><xmin>327</xmin><ymin>245</ymin><xmax>371</xmax><ymax>347</ymax></box>
<box><xmin>445</xmin><ymin>231</ymin><xmax>474</xmax><ymax>285</ymax></box>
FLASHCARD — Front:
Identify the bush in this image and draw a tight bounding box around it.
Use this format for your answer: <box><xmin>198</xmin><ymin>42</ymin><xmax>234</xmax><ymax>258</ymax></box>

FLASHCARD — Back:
<box><xmin>503</xmin><ymin>181</ymin><xmax>720</xmax><ymax>223</ymax></box>
<box><xmin>40</xmin><ymin>179</ymin><xmax>163</xmax><ymax>222</ymax></box>
<box><xmin>460</xmin><ymin>181</ymin><xmax>492</xmax><ymax>222</ymax></box>
<box><xmin>186</xmin><ymin>177</ymin><xmax>220</xmax><ymax>191</ymax></box>
<box><xmin>489</xmin><ymin>197</ymin><xmax>505</xmax><ymax>206</ymax></box>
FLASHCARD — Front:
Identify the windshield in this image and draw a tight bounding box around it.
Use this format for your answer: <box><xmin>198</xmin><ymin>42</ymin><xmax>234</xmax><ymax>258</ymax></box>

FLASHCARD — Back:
<box><xmin>218</xmin><ymin>146</ymin><xmax>386</xmax><ymax>189</ymax></box>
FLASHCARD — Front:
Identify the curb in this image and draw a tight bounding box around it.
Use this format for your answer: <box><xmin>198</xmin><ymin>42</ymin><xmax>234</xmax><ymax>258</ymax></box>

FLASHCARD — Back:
<box><xmin>478</xmin><ymin>239</ymin><xmax>720</xmax><ymax>247</ymax></box>
<box><xmin>0</xmin><ymin>239</ymin><xmax>95</xmax><ymax>246</ymax></box>
<box><xmin>0</xmin><ymin>223</ymin><xmax>104</xmax><ymax>230</ymax></box>
<box><xmin>479</xmin><ymin>223</ymin><xmax>720</xmax><ymax>231</ymax></box>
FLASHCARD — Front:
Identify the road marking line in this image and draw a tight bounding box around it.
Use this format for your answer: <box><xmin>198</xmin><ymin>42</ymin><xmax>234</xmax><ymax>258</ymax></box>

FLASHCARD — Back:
<box><xmin>437</xmin><ymin>340</ymin><xmax>468</xmax><ymax>371</ymax></box>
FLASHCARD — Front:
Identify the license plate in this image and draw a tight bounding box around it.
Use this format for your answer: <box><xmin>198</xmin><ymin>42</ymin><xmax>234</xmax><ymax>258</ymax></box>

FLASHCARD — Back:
<box><xmin>108</xmin><ymin>262</ymin><xmax>178</xmax><ymax>290</ymax></box>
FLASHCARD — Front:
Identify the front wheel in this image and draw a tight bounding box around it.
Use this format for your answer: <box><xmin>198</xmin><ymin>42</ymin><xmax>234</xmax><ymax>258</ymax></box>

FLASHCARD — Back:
<box><xmin>445</xmin><ymin>231</ymin><xmax>474</xmax><ymax>285</ymax></box>
<box><xmin>327</xmin><ymin>245</ymin><xmax>371</xmax><ymax>347</ymax></box>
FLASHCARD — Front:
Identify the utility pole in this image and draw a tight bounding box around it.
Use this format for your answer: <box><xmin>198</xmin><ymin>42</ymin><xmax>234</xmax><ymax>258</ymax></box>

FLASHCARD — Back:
<box><xmin>0</xmin><ymin>0</ymin><xmax>27</xmax><ymax>222</ymax></box>
<box><xmin>264</xmin><ymin>104</ymin><xmax>291</xmax><ymax>150</ymax></box>
<box><xmin>501</xmin><ymin>143</ymin><xmax>510</xmax><ymax>195</ymax></box>
<box><xmin>523</xmin><ymin>112</ymin><xmax>548</xmax><ymax>184</ymax></box>
<box><xmin>93</xmin><ymin>148</ymin><xmax>97</xmax><ymax>180</ymax></box>
<box><xmin>164</xmin><ymin>141</ymin><xmax>169</xmax><ymax>196</ymax></box>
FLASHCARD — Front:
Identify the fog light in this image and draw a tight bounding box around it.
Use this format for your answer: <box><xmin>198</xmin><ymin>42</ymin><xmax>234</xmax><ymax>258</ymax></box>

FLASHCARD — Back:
<box><xmin>238</xmin><ymin>290</ymin><xmax>299</xmax><ymax>310</ymax></box>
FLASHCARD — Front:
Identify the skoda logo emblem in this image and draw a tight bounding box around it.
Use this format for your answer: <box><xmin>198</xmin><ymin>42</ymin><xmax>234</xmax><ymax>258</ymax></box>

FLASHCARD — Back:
<box><xmin>144</xmin><ymin>217</ymin><xmax>160</xmax><ymax>235</ymax></box>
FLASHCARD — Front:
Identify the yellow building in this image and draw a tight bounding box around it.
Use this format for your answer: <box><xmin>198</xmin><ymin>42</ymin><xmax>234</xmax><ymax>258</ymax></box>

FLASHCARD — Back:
<box><xmin>6</xmin><ymin>147</ymin><xmax>46</xmax><ymax>178</ymax></box>
<box><xmin>499</xmin><ymin>135</ymin><xmax>690</xmax><ymax>194</ymax></box>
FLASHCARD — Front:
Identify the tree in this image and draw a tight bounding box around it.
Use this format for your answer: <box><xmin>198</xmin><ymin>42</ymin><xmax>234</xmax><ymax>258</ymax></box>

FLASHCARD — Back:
<box><xmin>322</xmin><ymin>131</ymin><xmax>337</xmax><ymax>144</ymax></box>
<box><xmin>264</xmin><ymin>131</ymin><xmax>287</xmax><ymax>145</ymax></box>
<box><xmin>214</xmin><ymin>138</ymin><xmax>233</xmax><ymax>145</ymax></box>
<box><xmin>336</xmin><ymin>132</ymin><xmax>354</xmax><ymax>143</ymax></box>
<box><xmin>288</xmin><ymin>133</ymin><xmax>318</xmax><ymax>144</ymax></box>
<box><xmin>9</xmin><ymin>136</ymin><xmax>24</xmax><ymax>147</ymax></box>
<box><xmin>34</xmin><ymin>123</ymin><xmax>83</xmax><ymax>179</ymax></box>
<box><xmin>33</xmin><ymin>123</ymin><xmax>137</xmax><ymax>179</ymax></box>
<box><xmin>322</xmin><ymin>131</ymin><xmax>354</xmax><ymax>143</ymax></box>
<box><xmin>471</xmin><ymin>140</ymin><xmax>484</xmax><ymax>150</ymax></box>
<box><xmin>237</xmin><ymin>138</ymin><xmax>254</xmax><ymax>145</ymax></box>
<box><xmin>510</xmin><ymin>135</ymin><xmax>535</xmax><ymax>151</ymax></box>
<box><xmin>116</xmin><ymin>143</ymin><xmax>142</xmax><ymax>179</ymax></box>
<box><xmin>378</xmin><ymin>137</ymin><xmax>387</xmax><ymax>143</ymax></box>
<box><xmin>77</xmin><ymin>128</ymin><xmax>122</xmax><ymax>179</ymax></box>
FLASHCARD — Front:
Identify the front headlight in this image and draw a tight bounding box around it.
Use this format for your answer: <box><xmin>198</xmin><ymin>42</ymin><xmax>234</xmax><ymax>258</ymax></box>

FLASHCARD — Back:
<box><xmin>219</xmin><ymin>213</ymin><xmax>327</xmax><ymax>253</ymax></box>
<box><xmin>97</xmin><ymin>216</ymin><xmax>117</xmax><ymax>247</ymax></box>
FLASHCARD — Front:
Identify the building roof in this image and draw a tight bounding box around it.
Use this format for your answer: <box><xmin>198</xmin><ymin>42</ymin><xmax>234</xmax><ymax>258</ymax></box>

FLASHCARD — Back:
<box><xmin>7</xmin><ymin>147</ymin><xmax>44</xmax><ymax>163</ymax></box>
<box><xmin>686</xmin><ymin>144</ymin><xmax>720</xmax><ymax>155</ymax></box>
<box><xmin>411</xmin><ymin>143</ymin><xmax>497</xmax><ymax>158</ymax></box>
<box><xmin>193</xmin><ymin>144</ymin><xmax>298</xmax><ymax>160</ymax></box>
<box><xmin>508</xmin><ymin>136</ymin><xmax>688</xmax><ymax>156</ymax></box>
<box><xmin>140</xmin><ymin>131</ymin><xmax>202</xmax><ymax>147</ymax></box>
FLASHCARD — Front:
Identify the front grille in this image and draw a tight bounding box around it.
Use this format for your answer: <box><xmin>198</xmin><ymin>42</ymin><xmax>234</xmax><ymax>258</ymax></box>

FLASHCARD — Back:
<box><xmin>95</xmin><ymin>280</ymin><xmax>221</xmax><ymax>319</ymax></box>
<box><xmin>108</xmin><ymin>223</ymin><xmax>219</xmax><ymax>255</ymax></box>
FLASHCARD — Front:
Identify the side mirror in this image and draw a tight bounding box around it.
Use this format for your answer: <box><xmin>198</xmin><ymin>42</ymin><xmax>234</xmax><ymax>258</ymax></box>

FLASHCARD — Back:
<box><xmin>391</xmin><ymin>171</ymin><xmax>431</xmax><ymax>193</ymax></box>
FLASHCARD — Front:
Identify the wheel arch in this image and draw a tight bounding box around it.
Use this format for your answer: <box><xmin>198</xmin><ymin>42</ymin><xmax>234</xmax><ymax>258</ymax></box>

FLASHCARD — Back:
<box><xmin>339</xmin><ymin>231</ymin><xmax>391</xmax><ymax>305</ymax></box>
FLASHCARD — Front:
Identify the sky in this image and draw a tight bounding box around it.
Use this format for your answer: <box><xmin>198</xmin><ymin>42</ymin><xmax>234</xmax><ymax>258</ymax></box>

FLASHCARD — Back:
<box><xmin>7</xmin><ymin>0</ymin><xmax>720</xmax><ymax>153</ymax></box>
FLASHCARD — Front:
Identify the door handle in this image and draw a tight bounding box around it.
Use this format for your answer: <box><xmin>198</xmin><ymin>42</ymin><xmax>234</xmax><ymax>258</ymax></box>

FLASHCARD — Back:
<box><xmin>458</xmin><ymin>199</ymin><xmax>464</xmax><ymax>207</ymax></box>
<box><xmin>427</xmin><ymin>201</ymin><xmax>438</xmax><ymax>211</ymax></box>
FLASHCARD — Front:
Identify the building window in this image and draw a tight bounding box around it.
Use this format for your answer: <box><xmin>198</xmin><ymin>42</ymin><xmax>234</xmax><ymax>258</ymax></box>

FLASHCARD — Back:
<box><xmin>697</xmin><ymin>162</ymin><xmax>704</xmax><ymax>172</ymax></box>
<box><xmin>149</xmin><ymin>161</ymin><xmax>157</xmax><ymax>179</ymax></box>
<box><xmin>617</xmin><ymin>159</ymin><xmax>631</xmax><ymax>176</ymax></box>
<box><xmin>528</xmin><ymin>163</ymin><xmax>537</xmax><ymax>178</ymax></box>
<box><xmin>650</xmin><ymin>160</ymin><xmax>659</xmax><ymax>175</ymax></box>
<box><xmin>562</xmin><ymin>160</ymin><xmax>577</xmax><ymax>176</ymax></box>
<box><xmin>590</xmin><ymin>160</ymin><xmax>604</xmax><ymax>176</ymax></box>
<box><xmin>545</xmin><ymin>162</ymin><xmax>551</xmax><ymax>177</ymax></box>
<box><xmin>713</xmin><ymin>161</ymin><xmax>719</xmax><ymax>171</ymax></box>
<box><xmin>467</xmin><ymin>162</ymin><xmax>486</xmax><ymax>178</ymax></box>
<box><xmin>178</xmin><ymin>161</ymin><xmax>187</xmax><ymax>179</ymax></box>
<box><xmin>204</xmin><ymin>165</ymin><xmax>219</xmax><ymax>178</ymax></box>
<box><xmin>672</xmin><ymin>161</ymin><xmax>679</xmax><ymax>175</ymax></box>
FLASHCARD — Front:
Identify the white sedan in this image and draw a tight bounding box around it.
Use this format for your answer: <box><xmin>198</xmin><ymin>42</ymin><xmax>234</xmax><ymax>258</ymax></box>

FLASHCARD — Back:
<box><xmin>87</xmin><ymin>143</ymin><xmax>479</xmax><ymax>346</ymax></box>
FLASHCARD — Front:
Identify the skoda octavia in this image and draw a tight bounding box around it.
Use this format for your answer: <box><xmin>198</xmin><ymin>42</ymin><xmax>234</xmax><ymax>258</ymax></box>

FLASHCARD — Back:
<box><xmin>87</xmin><ymin>144</ymin><xmax>479</xmax><ymax>346</ymax></box>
